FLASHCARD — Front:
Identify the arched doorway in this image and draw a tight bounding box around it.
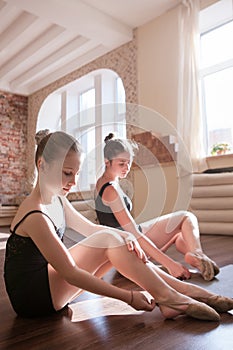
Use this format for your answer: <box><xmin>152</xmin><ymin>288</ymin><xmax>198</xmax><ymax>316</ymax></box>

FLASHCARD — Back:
<box><xmin>37</xmin><ymin>69</ymin><xmax>126</xmax><ymax>191</ymax></box>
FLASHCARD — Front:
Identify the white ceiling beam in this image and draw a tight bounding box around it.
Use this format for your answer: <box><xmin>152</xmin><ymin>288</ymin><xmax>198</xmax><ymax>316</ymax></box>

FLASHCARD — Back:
<box><xmin>0</xmin><ymin>0</ymin><xmax>7</xmax><ymax>11</ymax></box>
<box><xmin>25</xmin><ymin>45</ymin><xmax>109</xmax><ymax>95</ymax></box>
<box><xmin>0</xmin><ymin>11</ymin><xmax>37</xmax><ymax>49</ymax></box>
<box><xmin>0</xmin><ymin>25</ymin><xmax>65</xmax><ymax>78</ymax></box>
<box><xmin>200</xmin><ymin>0</ymin><xmax>220</xmax><ymax>10</ymax></box>
<box><xmin>0</xmin><ymin>1</ymin><xmax>21</xmax><ymax>33</ymax></box>
<box><xmin>5</xmin><ymin>0</ymin><xmax>133</xmax><ymax>46</ymax></box>
<box><xmin>10</xmin><ymin>36</ymin><xmax>90</xmax><ymax>87</ymax></box>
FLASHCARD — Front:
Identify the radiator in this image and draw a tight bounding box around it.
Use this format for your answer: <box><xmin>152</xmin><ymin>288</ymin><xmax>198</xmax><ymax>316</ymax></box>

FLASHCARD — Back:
<box><xmin>189</xmin><ymin>172</ymin><xmax>233</xmax><ymax>235</ymax></box>
<box><xmin>71</xmin><ymin>199</ymin><xmax>98</xmax><ymax>224</ymax></box>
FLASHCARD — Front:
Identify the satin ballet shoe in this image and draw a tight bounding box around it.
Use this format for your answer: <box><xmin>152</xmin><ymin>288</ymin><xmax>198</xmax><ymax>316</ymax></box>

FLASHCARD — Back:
<box><xmin>156</xmin><ymin>300</ymin><xmax>220</xmax><ymax>321</ymax></box>
<box><xmin>196</xmin><ymin>295</ymin><xmax>233</xmax><ymax>313</ymax></box>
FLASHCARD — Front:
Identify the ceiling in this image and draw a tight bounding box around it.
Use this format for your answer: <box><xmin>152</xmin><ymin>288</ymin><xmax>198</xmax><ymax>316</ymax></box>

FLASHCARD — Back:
<box><xmin>0</xmin><ymin>0</ymin><xmax>180</xmax><ymax>96</ymax></box>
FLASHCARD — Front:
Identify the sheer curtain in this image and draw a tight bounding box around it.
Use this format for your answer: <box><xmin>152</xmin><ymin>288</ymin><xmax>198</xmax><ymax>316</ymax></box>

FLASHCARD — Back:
<box><xmin>177</xmin><ymin>0</ymin><xmax>207</xmax><ymax>173</ymax></box>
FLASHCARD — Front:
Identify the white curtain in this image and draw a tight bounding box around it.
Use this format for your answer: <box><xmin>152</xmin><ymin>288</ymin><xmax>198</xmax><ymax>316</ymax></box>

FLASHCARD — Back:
<box><xmin>177</xmin><ymin>0</ymin><xmax>207</xmax><ymax>173</ymax></box>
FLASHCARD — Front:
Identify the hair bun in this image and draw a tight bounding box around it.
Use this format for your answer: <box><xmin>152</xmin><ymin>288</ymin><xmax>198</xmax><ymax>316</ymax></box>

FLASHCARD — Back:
<box><xmin>104</xmin><ymin>133</ymin><xmax>115</xmax><ymax>143</ymax></box>
<box><xmin>35</xmin><ymin>129</ymin><xmax>50</xmax><ymax>146</ymax></box>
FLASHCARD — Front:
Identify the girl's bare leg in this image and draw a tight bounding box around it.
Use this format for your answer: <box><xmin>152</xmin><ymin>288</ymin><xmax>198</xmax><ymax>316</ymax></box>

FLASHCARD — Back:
<box><xmin>150</xmin><ymin>262</ymin><xmax>233</xmax><ymax>314</ymax></box>
<box><xmin>147</xmin><ymin>261</ymin><xmax>214</xmax><ymax>299</ymax></box>
<box><xmin>48</xmin><ymin>231</ymin><xmax>219</xmax><ymax>319</ymax></box>
<box><xmin>141</xmin><ymin>211</ymin><xmax>219</xmax><ymax>280</ymax></box>
<box><xmin>48</xmin><ymin>239</ymin><xmax>114</xmax><ymax>310</ymax></box>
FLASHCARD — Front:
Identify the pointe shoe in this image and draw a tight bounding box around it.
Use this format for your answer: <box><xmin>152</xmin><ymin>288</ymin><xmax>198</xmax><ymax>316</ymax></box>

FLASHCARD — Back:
<box><xmin>156</xmin><ymin>301</ymin><xmax>220</xmax><ymax>321</ymax></box>
<box><xmin>196</xmin><ymin>295</ymin><xmax>233</xmax><ymax>313</ymax></box>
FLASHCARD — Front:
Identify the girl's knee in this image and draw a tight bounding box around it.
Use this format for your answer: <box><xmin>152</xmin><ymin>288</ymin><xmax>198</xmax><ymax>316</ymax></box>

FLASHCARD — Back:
<box><xmin>183</xmin><ymin>211</ymin><xmax>198</xmax><ymax>225</ymax></box>
<box><xmin>81</xmin><ymin>229</ymin><xmax>125</xmax><ymax>249</ymax></box>
<box><xmin>174</xmin><ymin>210</ymin><xmax>197</xmax><ymax>224</ymax></box>
<box><xmin>105</xmin><ymin>230</ymin><xmax>126</xmax><ymax>247</ymax></box>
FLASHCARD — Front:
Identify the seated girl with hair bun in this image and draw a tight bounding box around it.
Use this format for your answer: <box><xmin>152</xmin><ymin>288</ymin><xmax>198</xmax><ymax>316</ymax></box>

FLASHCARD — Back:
<box><xmin>95</xmin><ymin>133</ymin><xmax>220</xmax><ymax>282</ymax></box>
<box><xmin>4</xmin><ymin>130</ymin><xmax>233</xmax><ymax>321</ymax></box>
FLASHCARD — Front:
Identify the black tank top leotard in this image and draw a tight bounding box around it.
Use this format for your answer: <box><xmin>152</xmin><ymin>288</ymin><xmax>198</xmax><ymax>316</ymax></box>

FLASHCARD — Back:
<box><xmin>95</xmin><ymin>182</ymin><xmax>142</xmax><ymax>232</ymax></box>
<box><xmin>4</xmin><ymin>207</ymin><xmax>66</xmax><ymax>318</ymax></box>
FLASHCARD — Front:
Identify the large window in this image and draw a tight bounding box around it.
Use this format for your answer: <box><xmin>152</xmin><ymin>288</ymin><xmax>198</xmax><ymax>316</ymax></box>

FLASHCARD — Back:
<box><xmin>200</xmin><ymin>2</ymin><xmax>233</xmax><ymax>156</ymax></box>
<box><xmin>37</xmin><ymin>69</ymin><xmax>126</xmax><ymax>191</ymax></box>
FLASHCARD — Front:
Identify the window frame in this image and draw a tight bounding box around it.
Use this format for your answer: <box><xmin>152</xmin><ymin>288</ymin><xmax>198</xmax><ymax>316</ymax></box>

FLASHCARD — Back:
<box><xmin>199</xmin><ymin>19</ymin><xmax>233</xmax><ymax>156</ymax></box>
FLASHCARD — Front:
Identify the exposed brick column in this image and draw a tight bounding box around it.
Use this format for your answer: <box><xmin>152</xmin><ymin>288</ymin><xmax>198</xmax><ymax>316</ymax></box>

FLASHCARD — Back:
<box><xmin>0</xmin><ymin>91</ymin><xmax>28</xmax><ymax>205</ymax></box>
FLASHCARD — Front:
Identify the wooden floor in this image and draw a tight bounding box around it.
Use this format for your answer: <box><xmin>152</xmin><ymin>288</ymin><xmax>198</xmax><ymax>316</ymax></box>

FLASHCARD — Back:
<box><xmin>1</xmin><ymin>227</ymin><xmax>233</xmax><ymax>350</ymax></box>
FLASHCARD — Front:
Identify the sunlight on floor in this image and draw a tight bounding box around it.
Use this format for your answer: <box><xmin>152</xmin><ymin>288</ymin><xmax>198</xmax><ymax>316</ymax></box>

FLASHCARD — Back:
<box><xmin>69</xmin><ymin>297</ymin><xmax>145</xmax><ymax>322</ymax></box>
<box><xmin>0</xmin><ymin>233</ymin><xmax>9</xmax><ymax>250</ymax></box>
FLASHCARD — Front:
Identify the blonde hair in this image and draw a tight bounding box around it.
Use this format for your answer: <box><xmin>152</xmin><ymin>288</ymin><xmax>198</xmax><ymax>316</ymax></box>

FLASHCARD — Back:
<box><xmin>35</xmin><ymin>130</ymin><xmax>83</xmax><ymax>167</ymax></box>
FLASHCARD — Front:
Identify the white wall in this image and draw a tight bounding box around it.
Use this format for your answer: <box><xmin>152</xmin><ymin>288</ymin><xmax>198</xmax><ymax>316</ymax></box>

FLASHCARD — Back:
<box><xmin>137</xmin><ymin>6</ymin><xmax>180</xmax><ymax>127</ymax></box>
<box><xmin>135</xmin><ymin>6</ymin><xmax>180</xmax><ymax>220</ymax></box>
<box><xmin>134</xmin><ymin>1</ymin><xmax>232</xmax><ymax>221</ymax></box>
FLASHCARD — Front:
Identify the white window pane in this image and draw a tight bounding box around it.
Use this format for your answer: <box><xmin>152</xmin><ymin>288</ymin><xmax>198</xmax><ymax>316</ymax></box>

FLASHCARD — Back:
<box><xmin>66</xmin><ymin>94</ymin><xmax>79</xmax><ymax>135</ymax></box>
<box><xmin>201</xmin><ymin>20</ymin><xmax>233</xmax><ymax>69</ymax></box>
<box><xmin>79</xmin><ymin>88</ymin><xmax>95</xmax><ymax>127</ymax></box>
<box><xmin>67</xmin><ymin>94</ymin><xmax>78</xmax><ymax>119</ymax></box>
<box><xmin>37</xmin><ymin>93</ymin><xmax>61</xmax><ymax>131</ymax></box>
<box><xmin>116</xmin><ymin>77</ymin><xmax>126</xmax><ymax>115</ymax></box>
<box><xmin>77</xmin><ymin>128</ymin><xmax>96</xmax><ymax>190</ymax></box>
<box><xmin>204</xmin><ymin>67</ymin><xmax>233</xmax><ymax>153</ymax></box>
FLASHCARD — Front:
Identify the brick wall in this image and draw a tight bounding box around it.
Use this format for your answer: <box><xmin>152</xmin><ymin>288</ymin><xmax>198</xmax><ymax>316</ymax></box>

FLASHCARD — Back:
<box><xmin>0</xmin><ymin>91</ymin><xmax>28</xmax><ymax>205</ymax></box>
<box><xmin>132</xmin><ymin>131</ymin><xmax>177</xmax><ymax>166</ymax></box>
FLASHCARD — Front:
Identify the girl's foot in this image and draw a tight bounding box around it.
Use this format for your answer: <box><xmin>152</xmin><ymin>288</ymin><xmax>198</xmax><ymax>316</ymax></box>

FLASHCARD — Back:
<box><xmin>194</xmin><ymin>295</ymin><xmax>233</xmax><ymax>313</ymax></box>
<box><xmin>156</xmin><ymin>300</ymin><xmax>220</xmax><ymax>321</ymax></box>
<box><xmin>185</xmin><ymin>251</ymin><xmax>220</xmax><ymax>281</ymax></box>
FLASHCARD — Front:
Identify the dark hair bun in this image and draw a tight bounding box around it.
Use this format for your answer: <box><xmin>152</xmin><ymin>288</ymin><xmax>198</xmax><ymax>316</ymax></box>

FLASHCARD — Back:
<box><xmin>104</xmin><ymin>133</ymin><xmax>115</xmax><ymax>143</ymax></box>
<box><xmin>35</xmin><ymin>129</ymin><xmax>50</xmax><ymax>146</ymax></box>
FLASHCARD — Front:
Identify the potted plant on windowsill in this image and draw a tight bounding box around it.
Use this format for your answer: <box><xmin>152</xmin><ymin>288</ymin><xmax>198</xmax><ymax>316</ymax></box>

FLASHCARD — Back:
<box><xmin>211</xmin><ymin>142</ymin><xmax>232</xmax><ymax>156</ymax></box>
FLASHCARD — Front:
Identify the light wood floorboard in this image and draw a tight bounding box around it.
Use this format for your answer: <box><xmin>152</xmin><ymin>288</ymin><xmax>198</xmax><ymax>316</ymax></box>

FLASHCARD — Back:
<box><xmin>0</xmin><ymin>227</ymin><xmax>233</xmax><ymax>350</ymax></box>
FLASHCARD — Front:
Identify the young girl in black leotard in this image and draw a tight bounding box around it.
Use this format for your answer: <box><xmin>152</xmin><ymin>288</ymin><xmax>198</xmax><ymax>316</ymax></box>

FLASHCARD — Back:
<box><xmin>95</xmin><ymin>133</ymin><xmax>219</xmax><ymax>281</ymax></box>
<box><xmin>4</xmin><ymin>130</ymin><xmax>233</xmax><ymax>320</ymax></box>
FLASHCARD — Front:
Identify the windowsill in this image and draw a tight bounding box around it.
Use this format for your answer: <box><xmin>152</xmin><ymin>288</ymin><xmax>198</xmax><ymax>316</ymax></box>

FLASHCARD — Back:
<box><xmin>206</xmin><ymin>153</ymin><xmax>233</xmax><ymax>172</ymax></box>
<box><xmin>206</xmin><ymin>153</ymin><xmax>233</xmax><ymax>161</ymax></box>
<box><xmin>67</xmin><ymin>190</ymin><xmax>93</xmax><ymax>202</ymax></box>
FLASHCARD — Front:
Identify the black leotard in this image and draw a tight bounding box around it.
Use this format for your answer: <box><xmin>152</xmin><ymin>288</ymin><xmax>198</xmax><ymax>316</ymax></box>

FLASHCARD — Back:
<box><xmin>4</xmin><ymin>209</ymin><xmax>66</xmax><ymax>318</ymax></box>
<box><xmin>95</xmin><ymin>182</ymin><xmax>142</xmax><ymax>232</ymax></box>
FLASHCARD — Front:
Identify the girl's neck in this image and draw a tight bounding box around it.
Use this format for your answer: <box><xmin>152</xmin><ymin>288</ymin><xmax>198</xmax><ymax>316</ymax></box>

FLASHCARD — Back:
<box><xmin>33</xmin><ymin>182</ymin><xmax>55</xmax><ymax>205</ymax></box>
<box><xmin>102</xmin><ymin>170</ymin><xmax>118</xmax><ymax>183</ymax></box>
